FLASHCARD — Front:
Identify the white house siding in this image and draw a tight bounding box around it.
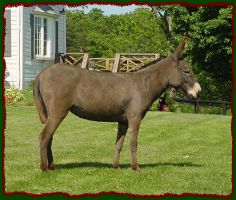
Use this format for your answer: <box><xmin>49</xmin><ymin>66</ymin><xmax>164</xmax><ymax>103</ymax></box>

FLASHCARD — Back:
<box><xmin>22</xmin><ymin>5</ymin><xmax>66</xmax><ymax>88</ymax></box>
<box><xmin>4</xmin><ymin>7</ymin><xmax>20</xmax><ymax>88</ymax></box>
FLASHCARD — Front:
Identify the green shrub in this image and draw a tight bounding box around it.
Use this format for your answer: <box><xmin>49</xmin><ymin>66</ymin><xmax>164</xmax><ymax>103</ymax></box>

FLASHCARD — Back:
<box><xmin>5</xmin><ymin>87</ymin><xmax>24</xmax><ymax>103</ymax></box>
<box><xmin>5</xmin><ymin>87</ymin><xmax>34</xmax><ymax>106</ymax></box>
<box><xmin>149</xmin><ymin>91</ymin><xmax>178</xmax><ymax>112</ymax></box>
<box><xmin>20</xmin><ymin>89</ymin><xmax>34</xmax><ymax>106</ymax></box>
<box><xmin>176</xmin><ymin>103</ymin><xmax>193</xmax><ymax>113</ymax></box>
<box><xmin>149</xmin><ymin>100</ymin><xmax>159</xmax><ymax>111</ymax></box>
<box><xmin>165</xmin><ymin>91</ymin><xmax>178</xmax><ymax>112</ymax></box>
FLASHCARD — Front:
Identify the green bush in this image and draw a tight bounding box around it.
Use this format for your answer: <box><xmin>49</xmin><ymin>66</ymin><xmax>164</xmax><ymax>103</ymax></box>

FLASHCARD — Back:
<box><xmin>5</xmin><ymin>87</ymin><xmax>34</xmax><ymax>106</ymax></box>
<box><xmin>165</xmin><ymin>91</ymin><xmax>178</xmax><ymax>112</ymax></box>
<box><xmin>149</xmin><ymin>100</ymin><xmax>159</xmax><ymax>111</ymax></box>
<box><xmin>20</xmin><ymin>89</ymin><xmax>34</xmax><ymax>106</ymax></box>
<box><xmin>149</xmin><ymin>91</ymin><xmax>178</xmax><ymax>112</ymax></box>
<box><xmin>5</xmin><ymin>87</ymin><xmax>24</xmax><ymax>103</ymax></box>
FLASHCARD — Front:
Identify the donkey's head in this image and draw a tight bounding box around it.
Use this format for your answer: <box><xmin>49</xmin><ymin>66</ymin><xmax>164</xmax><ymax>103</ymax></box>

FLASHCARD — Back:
<box><xmin>168</xmin><ymin>37</ymin><xmax>201</xmax><ymax>98</ymax></box>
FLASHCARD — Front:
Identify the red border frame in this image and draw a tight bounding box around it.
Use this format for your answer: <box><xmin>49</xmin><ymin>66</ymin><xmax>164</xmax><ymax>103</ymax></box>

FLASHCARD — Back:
<box><xmin>2</xmin><ymin>1</ymin><xmax>235</xmax><ymax>198</ymax></box>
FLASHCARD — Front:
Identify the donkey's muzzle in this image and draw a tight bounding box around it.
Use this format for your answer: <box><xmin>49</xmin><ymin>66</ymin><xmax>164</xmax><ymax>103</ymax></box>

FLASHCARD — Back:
<box><xmin>187</xmin><ymin>82</ymin><xmax>201</xmax><ymax>98</ymax></box>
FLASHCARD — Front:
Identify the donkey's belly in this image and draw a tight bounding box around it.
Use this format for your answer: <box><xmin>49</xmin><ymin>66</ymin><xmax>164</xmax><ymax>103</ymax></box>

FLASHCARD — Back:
<box><xmin>69</xmin><ymin>105</ymin><xmax>127</xmax><ymax>122</ymax></box>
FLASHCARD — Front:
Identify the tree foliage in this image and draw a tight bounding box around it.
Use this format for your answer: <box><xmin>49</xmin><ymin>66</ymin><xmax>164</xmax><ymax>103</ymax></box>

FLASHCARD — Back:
<box><xmin>152</xmin><ymin>5</ymin><xmax>232</xmax><ymax>100</ymax></box>
<box><xmin>66</xmin><ymin>8</ymin><xmax>170</xmax><ymax>57</ymax></box>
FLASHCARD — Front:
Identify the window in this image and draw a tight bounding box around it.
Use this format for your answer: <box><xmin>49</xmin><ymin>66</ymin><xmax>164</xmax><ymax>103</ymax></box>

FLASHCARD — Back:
<box><xmin>34</xmin><ymin>16</ymin><xmax>50</xmax><ymax>59</ymax></box>
<box><xmin>30</xmin><ymin>6</ymin><xmax>61</xmax><ymax>60</ymax></box>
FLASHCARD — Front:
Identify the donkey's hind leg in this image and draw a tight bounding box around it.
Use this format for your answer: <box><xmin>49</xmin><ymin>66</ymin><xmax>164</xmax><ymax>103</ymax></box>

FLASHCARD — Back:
<box><xmin>47</xmin><ymin>136</ymin><xmax>55</xmax><ymax>170</ymax></box>
<box><xmin>40</xmin><ymin>117</ymin><xmax>63</xmax><ymax>171</ymax></box>
<box><xmin>113</xmin><ymin>122</ymin><xmax>128</xmax><ymax>169</ymax></box>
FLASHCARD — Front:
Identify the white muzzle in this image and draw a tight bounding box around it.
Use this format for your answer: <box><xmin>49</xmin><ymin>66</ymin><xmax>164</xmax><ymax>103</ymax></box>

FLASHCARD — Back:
<box><xmin>187</xmin><ymin>82</ymin><xmax>201</xmax><ymax>98</ymax></box>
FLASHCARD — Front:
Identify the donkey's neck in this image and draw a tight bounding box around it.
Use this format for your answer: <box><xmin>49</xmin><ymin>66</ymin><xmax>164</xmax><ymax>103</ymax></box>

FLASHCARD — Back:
<box><xmin>138</xmin><ymin>58</ymin><xmax>171</xmax><ymax>102</ymax></box>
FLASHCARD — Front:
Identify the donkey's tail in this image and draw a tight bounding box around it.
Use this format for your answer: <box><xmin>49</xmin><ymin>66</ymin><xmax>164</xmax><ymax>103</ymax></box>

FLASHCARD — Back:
<box><xmin>33</xmin><ymin>74</ymin><xmax>47</xmax><ymax>124</ymax></box>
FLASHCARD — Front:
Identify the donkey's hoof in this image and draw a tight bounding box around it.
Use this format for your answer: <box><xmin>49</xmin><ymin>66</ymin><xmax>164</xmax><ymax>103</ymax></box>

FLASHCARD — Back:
<box><xmin>113</xmin><ymin>165</ymin><xmax>121</xmax><ymax>169</ymax></box>
<box><xmin>112</xmin><ymin>162</ymin><xmax>121</xmax><ymax>169</ymax></box>
<box><xmin>48</xmin><ymin>162</ymin><xmax>56</xmax><ymax>170</ymax></box>
<box><xmin>40</xmin><ymin>164</ymin><xmax>49</xmax><ymax>172</ymax></box>
<box><xmin>131</xmin><ymin>165</ymin><xmax>140</xmax><ymax>171</ymax></box>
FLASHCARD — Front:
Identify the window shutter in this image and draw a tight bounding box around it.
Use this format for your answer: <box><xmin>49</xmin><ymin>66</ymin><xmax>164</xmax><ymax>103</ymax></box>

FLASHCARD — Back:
<box><xmin>55</xmin><ymin>21</ymin><xmax>58</xmax><ymax>54</ymax></box>
<box><xmin>30</xmin><ymin>13</ymin><xmax>34</xmax><ymax>59</ymax></box>
<box><xmin>4</xmin><ymin>9</ymin><xmax>11</xmax><ymax>57</ymax></box>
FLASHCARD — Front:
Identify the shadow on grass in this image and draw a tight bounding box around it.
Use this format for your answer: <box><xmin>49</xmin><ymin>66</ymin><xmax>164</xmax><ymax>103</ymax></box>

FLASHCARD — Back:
<box><xmin>56</xmin><ymin>162</ymin><xmax>202</xmax><ymax>170</ymax></box>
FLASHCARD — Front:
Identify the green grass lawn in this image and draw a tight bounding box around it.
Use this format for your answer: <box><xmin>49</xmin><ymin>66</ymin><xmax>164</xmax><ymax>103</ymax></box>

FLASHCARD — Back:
<box><xmin>4</xmin><ymin>106</ymin><xmax>232</xmax><ymax>196</ymax></box>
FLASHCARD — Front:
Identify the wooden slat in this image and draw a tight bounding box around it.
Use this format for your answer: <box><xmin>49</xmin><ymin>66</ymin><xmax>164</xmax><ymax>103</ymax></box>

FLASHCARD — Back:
<box><xmin>81</xmin><ymin>53</ymin><xmax>89</xmax><ymax>68</ymax></box>
<box><xmin>154</xmin><ymin>54</ymin><xmax>160</xmax><ymax>59</ymax></box>
<box><xmin>89</xmin><ymin>58</ymin><xmax>114</xmax><ymax>72</ymax></box>
<box><xmin>119</xmin><ymin>53</ymin><xmax>160</xmax><ymax>56</ymax></box>
<box><xmin>112</xmin><ymin>53</ymin><xmax>120</xmax><ymax>72</ymax></box>
<box><xmin>64</xmin><ymin>58</ymin><xmax>74</xmax><ymax>65</ymax></box>
<box><xmin>66</xmin><ymin>53</ymin><xmax>87</xmax><ymax>55</ymax></box>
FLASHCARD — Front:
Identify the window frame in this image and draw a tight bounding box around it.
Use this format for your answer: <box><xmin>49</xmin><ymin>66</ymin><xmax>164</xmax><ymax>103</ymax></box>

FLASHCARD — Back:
<box><xmin>33</xmin><ymin>15</ymin><xmax>53</xmax><ymax>60</ymax></box>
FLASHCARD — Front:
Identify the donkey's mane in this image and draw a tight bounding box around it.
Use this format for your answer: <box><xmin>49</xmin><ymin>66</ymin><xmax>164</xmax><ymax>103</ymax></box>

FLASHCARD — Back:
<box><xmin>135</xmin><ymin>55</ymin><xmax>185</xmax><ymax>72</ymax></box>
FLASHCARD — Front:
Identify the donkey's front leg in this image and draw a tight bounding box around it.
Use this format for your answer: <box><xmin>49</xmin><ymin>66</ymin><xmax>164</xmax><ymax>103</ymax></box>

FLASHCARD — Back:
<box><xmin>128</xmin><ymin>116</ymin><xmax>141</xmax><ymax>171</ymax></box>
<box><xmin>113</xmin><ymin>122</ymin><xmax>128</xmax><ymax>169</ymax></box>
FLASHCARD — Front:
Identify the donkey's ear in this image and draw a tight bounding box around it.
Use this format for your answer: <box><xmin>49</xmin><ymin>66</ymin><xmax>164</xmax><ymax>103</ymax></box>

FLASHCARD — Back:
<box><xmin>174</xmin><ymin>36</ymin><xmax>188</xmax><ymax>57</ymax></box>
<box><xmin>171</xmin><ymin>53</ymin><xmax>178</xmax><ymax>63</ymax></box>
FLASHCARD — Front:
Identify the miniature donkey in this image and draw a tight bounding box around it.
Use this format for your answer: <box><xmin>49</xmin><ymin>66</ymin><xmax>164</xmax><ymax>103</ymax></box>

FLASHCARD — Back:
<box><xmin>33</xmin><ymin>37</ymin><xmax>201</xmax><ymax>171</ymax></box>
